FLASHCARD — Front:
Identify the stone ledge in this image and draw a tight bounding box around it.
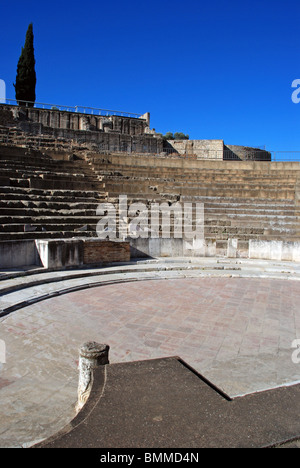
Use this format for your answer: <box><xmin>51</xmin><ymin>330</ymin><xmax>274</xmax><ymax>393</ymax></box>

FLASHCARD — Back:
<box><xmin>0</xmin><ymin>238</ymin><xmax>130</xmax><ymax>269</ymax></box>
<box><xmin>1</xmin><ymin>257</ymin><xmax>300</xmax><ymax>319</ymax></box>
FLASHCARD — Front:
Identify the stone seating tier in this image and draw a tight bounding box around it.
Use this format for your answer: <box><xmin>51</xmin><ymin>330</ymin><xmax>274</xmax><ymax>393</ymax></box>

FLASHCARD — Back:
<box><xmin>91</xmin><ymin>163</ymin><xmax>297</xmax><ymax>201</ymax></box>
<box><xmin>0</xmin><ymin>149</ymin><xmax>105</xmax><ymax>193</ymax></box>
<box><xmin>1</xmin><ymin>145</ymin><xmax>300</xmax><ymax>245</ymax></box>
<box><xmin>84</xmin><ymin>152</ymin><xmax>300</xmax><ymax>244</ymax></box>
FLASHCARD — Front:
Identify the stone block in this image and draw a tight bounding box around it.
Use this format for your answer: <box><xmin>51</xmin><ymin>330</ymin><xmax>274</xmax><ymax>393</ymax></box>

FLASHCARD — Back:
<box><xmin>160</xmin><ymin>238</ymin><xmax>183</xmax><ymax>257</ymax></box>
<box><xmin>35</xmin><ymin>239</ymin><xmax>84</xmax><ymax>269</ymax></box>
<box><xmin>249</xmin><ymin>240</ymin><xmax>300</xmax><ymax>262</ymax></box>
<box><xmin>149</xmin><ymin>238</ymin><xmax>161</xmax><ymax>257</ymax></box>
<box><xmin>0</xmin><ymin>240</ymin><xmax>40</xmax><ymax>268</ymax></box>
<box><xmin>227</xmin><ymin>238</ymin><xmax>238</xmax><ymax>258</ymax></box>
<box><xmin>183</xmin><ymin>238</ymin><xmax>205</xmax><ymax>257</ymax></box>
<box><xmin>129</xmin><ymin>238</ymin><xmax>150</xmax><ymax>258</ymax></box>
<box><xmin>281</xmin><ymin>242</ymin><xmax>294</xmax><ymax>262</ymax></box>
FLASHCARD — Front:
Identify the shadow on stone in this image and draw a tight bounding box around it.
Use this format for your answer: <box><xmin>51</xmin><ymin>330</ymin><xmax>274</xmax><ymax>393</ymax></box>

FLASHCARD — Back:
<box><xmin>33</xmin><ymin>356</ymin><xmax>300</xmax><ymax>448</ymax></box>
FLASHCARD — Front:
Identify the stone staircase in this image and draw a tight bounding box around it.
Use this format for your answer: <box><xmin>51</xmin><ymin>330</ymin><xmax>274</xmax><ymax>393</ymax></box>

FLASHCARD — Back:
<box><xmin>0</xmin><ymin>146</ymin><xmax>107</xmax><ymax>240</ymax></box>
<box><xmin>0</xmin><ymin>125</ymin><xmax>77</xmax><ymax>152</ymax></box>
<box><xmin>85</xmin><ymin>153</ymin><xmax>300</xmax><ymax>244</ymax></box>
<box><xmin>1</xmin><ymin>143</ymin><xmax>300</xmax><ymax>246</ymax></box>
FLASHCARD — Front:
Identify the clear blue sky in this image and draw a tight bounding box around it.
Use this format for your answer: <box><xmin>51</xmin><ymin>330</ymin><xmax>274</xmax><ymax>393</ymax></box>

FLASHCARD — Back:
<box><xmin>1</xmin><ymin>0</ymin><xmax>300</xmax><ymax>151</ymax></box>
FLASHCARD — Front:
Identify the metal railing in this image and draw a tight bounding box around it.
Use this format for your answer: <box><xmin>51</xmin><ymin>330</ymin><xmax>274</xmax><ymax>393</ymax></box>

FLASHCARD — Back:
<box><xmin>162</xmin><ymin>149</ymin><xmax>272</xmax><ymax>161</ymax></box>
<box><xmin>3</xmin><ymin>99</ymin><xmax>144</xmax><ymax>119</ymax></box>
<box><xmin>271</xmin><ymin>151</ymin><xmax>300</xmax><ymax>162</ymax></box>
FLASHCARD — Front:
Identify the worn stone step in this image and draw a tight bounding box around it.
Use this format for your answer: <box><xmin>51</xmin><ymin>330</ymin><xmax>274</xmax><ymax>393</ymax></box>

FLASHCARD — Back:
<box><xmin>0</xmin><ymin>171</ymin><xmax>98</xmax><ymax>186</ymax></box>
<box><xmin>181</xmin><ymin>195</ymin><xmax>297</xmax><ymax>205</ymax></box>
<box><xmin>0</xmin><ymin>206</ymin><xmax>101</xmax><ymax>215</ymax></box>
<box><xmin>205</xmin><ymin>214</ymin><xmax>299</xmax><ymax>223</ymax></box>
<box><xmin>0</xmin><ymin>186</ymin><xmax>106</xmax><ymax>199</ymax></box>
<box><xmin>103</xmin><ymin>173</ymin><xmax>297</xmax><ymax>182</ymax></box>
<box><xmin>0</xmin><ymin>231</ymin><xmax>97</xmax><ymax>241</ymax></box>
<box><xmin>0</xmin><ymin>215</ymin><xmax>100</xmax><ymax>225</ymax></box>
<box><xmin>204</xmin><ymin>205</ymin><xmax>299</xmax><ymax>214</ymax></box>
<box><xmin>0</xmin><ymin>162</ymin><xmax>103</xmax><ymax>181</ymax></box>
<box><xmin>0</xmin><ymin>223</ymin><xmax>98</xmax><ymax>233</ymax></box>
<box><xmin>92</xmin><ymin>164</ymin><xmax>298</xmax><ymax>177</ymax></box>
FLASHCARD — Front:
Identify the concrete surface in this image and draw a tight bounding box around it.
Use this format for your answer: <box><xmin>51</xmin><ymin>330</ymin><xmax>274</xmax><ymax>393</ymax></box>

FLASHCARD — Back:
<box><xmin>34</xmin><ymin>358</ymin><xmax>300</xmax><ymax>448</ymax></box>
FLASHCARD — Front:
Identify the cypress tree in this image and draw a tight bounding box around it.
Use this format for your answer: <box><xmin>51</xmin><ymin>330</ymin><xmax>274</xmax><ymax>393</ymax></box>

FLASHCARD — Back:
<box><xmin>13</xmin><ymin>23</ymin><xmax>36</xmax><ymax>107</ymax></box>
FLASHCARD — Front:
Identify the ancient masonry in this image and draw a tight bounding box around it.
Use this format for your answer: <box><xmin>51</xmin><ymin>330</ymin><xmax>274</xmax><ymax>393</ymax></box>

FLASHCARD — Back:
<box><xmin>0</xmin><ymin>104</ymin><xmax>299</xmax><ymax>268</ymax></box>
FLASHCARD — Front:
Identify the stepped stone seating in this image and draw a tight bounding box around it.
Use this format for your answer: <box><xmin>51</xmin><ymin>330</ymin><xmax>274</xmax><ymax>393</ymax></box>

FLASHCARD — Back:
<box><xmin>85</xmin><ymin>153</ymin><xmax>300</xmax><ymax>246</ymax></box>
<box><xmin>1</xmin><ymin>142</ymin><xmax>300</xmax><ymax>251</ymax></box>
<box><xmin>0</xmin><ymin>146</ymin><xmax>107</xmax><ymax>240</ymax></box>
<box><xmin>0</xmin><ymin>126</ymin><xmax>80</xmax><ymax>153</ymax></box>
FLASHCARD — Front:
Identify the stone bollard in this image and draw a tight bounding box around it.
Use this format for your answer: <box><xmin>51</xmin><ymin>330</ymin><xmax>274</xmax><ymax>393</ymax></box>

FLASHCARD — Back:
<box><xmin>76</xmin><ymin>341</ymin><xmax>109</xmax><ymax>412</ymax></box>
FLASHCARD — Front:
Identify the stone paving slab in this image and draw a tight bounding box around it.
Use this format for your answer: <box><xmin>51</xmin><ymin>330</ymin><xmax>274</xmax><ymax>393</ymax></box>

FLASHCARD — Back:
<box><xmin>0</xmin><ymin>258</ymin><xmax>300</xmax><ymax>447</ymax></box>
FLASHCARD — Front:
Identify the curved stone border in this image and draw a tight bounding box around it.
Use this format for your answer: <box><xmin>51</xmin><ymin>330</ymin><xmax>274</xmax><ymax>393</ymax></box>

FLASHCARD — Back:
<box><xmin>1</xmin><ymin>260</ymin><xmax>300</xmax><ymax>448</ymax></box>
<box><xmin>1</xmin><ymin>257</ymin><xmax>300</xmax><ymax>319</ymax></box>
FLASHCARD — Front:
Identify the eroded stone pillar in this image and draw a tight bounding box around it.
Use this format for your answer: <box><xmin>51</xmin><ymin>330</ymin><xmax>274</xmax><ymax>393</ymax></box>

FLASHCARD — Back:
<box><xmin>76</xmin><ymin>341</ymin><xmax>109</xmax><ymax>412</ymax></box>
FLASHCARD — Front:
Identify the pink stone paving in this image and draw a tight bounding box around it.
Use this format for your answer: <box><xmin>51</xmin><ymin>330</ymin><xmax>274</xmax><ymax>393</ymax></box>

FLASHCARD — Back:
<box><xmin>1</xmin><ymin>276</ymin><xmax>300</xmax><ymax>447</ymax></box>
<box><xmin>2</xmin><ymin>277</ymin><xmax>300</xmax><ymax>392</ymax></box>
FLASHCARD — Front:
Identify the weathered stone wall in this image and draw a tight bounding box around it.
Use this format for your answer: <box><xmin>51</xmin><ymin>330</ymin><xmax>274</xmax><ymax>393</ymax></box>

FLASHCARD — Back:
<box><xmin>0</xmin><ymin>240</ymin><xmax>40</xmax><ymax>268</ymax></box>
<box><xmin>2</xmin><ymin>237</ymin><xmax>300</xmax><ymax>268</ymax></box>
<box><xmin>0</xmin><ymin>106</ymin><xmax>271</xmax><ymax>159</ymax></box>
<box><xmin>129</xmin><ymin>237</ymin><xmax>300</xmax><ymax>261</ymax></box>
<box><xmin>35</xmin><ymin>238</ymin><xmax>130</xmax><ymax>268</ymax></box>
<box><xmin>0</xmin><ymin>239</ymin><xmax>131</xmax><ymax>269</ymax></box>
<box><xmin>89</xmin><ymin>151</ymin><xmax>283</xmax><ymax>172</ymax></box>
<box><xmin>3</xmin><ymin>105</ymin><xmax>149</xmax><ymax>135</ymax></box>
<box><xmin>166</xmin><ymin>140</ymin><xmax>271</xmax><ymax>161</ymax></box>
<box><xmin>0</xmin><ymin>105</ymin><xmax>163</xmax><ymax>154</ymax></box>
<box><xmin>166</xmin><ymin>139</ymin><xmax>224</xmax><ymax>159</ymax></box>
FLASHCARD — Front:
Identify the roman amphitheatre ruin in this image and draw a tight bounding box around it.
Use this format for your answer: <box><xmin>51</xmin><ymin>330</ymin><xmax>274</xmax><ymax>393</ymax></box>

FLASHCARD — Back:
<box><xmin>0</xmin><ymin>102</ymin><xmax>300</xmax><ymax>448</ymax></box>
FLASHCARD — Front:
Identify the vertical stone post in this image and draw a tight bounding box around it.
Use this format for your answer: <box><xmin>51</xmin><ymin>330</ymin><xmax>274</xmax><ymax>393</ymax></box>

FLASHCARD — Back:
<box><xmin>76</xmin><ymin>341</ymin><xmax>109</xmax><ymax>412</ymax></box>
